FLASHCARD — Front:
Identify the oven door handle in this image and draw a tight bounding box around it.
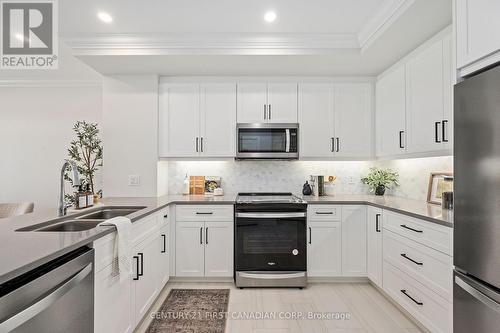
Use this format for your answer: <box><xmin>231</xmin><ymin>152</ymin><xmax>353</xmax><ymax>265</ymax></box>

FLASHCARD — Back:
<box><xmin>236</xmin><ymin>212</ymin><xmax>306</xmax><ymax>218</ymax></box>
<box><xmin>238</xmin><ymin>272</ymin><xmax>306</xmax><ymax>279</ymax></box>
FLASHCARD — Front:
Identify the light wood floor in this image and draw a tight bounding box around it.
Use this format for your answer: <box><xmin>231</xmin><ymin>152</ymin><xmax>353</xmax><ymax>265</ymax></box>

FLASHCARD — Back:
<box><xmin>135</xmin><ymin>282</ymin><xmax>424</xmax><ymax>333</ymax></box>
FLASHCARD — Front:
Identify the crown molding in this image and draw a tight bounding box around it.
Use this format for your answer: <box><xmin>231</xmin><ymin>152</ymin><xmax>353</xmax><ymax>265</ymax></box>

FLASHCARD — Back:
<box><xmin>64</xmin><ymin>33</ymin><xmax>360</xmax><ymax>56</ymax></box>
<box><xmin>0</xmin><ymin>79</ymin><xmax>102</xmax><ymax>87</ymax></box>
<box><xmin>358</xmin><ymin>0</ymin><xmax>415</xmax><ymax>52</ymax></box>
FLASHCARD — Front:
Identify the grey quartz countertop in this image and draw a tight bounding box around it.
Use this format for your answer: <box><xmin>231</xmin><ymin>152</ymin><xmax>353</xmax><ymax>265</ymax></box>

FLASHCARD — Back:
<box><xmin>0</xmin><ymin>193</ymin><xmax>451</xmax><ymax>285</ymax></box>
<box><xmin>301</xmin><ymin>194</ymin><xmax>453</xmax><ymax>228</ymax></box>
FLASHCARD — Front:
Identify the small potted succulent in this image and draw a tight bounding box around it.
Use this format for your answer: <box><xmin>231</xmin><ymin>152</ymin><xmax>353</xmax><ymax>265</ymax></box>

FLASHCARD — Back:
<box><xmin>361</xmin><ymin>167</ymin><xmax>399</xmax><ymax>196</ymax></box>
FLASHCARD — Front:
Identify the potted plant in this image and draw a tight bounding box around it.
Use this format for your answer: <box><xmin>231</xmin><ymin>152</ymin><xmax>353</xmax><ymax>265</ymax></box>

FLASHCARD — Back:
<box><xmin>64</xmin><ymin>121</ymin><xmax>103</xmax><ymax>204</ymax></box>
<box><xmin>361</xmin><ymin>167</ymin><xmax>399</xmax><ymax>196</ymax></box>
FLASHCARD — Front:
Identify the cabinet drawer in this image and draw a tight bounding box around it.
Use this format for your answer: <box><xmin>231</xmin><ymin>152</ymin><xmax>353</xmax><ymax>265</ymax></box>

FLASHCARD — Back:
<box><xmin>176</xmin><ymin>205</ymin><xmax>233</xmax><ymax>222</ymax></box>
<box><xmin>383</xmin><ymin>211</ymin><xmax>452</xmax><ymax>255</ymax></box>
<box><xmin>383</xmin><ymin>262</ymin><xmax>452</xmax><ymax>333</ymax></box>
<box><xmin>132</xmin><ymin>213</ymin><xmax>160</xmax><ymax>245</ymax></box>
<box><xmin>308</xmin><ymin>205</ymin><xmax>341</xmax><ymax>221</ymax></box>
<box><xmin>384</xmin><ymin>230</ymin><xmax>453</xmax><ymax>301</ymax></box>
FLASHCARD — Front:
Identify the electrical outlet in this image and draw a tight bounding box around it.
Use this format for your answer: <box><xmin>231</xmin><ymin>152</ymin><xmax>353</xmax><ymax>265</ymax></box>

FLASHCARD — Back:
<box><xmin>348</xmin><ymin>176</ymin><xmax>355</xmax><ymax>184</ymax></box>
<box><xmin>128</xmin><ymin>175</ymin><xmax>141</xmax><ymax>186</ymax></box>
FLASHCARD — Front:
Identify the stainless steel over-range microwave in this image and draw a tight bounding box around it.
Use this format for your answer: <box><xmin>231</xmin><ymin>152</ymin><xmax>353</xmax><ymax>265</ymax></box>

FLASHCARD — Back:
<box><xmin>236</xmin><ymin>123</ymin><xmax>299</xmax><ymax>159</ymax></box>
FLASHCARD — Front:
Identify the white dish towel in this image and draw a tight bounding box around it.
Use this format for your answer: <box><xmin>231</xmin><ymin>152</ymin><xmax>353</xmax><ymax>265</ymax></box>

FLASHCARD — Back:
<box><xmin>98</xmin><ymin>216</ymin><xmax>133</xmax><ymax>281</ymax></box>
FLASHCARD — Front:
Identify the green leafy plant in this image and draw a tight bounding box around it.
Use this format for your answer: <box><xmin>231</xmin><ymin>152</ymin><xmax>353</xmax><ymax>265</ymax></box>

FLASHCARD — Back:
<box><xmin>361</xmin><ymin>167</ymin><xmax>399</xmax><ymax>192</ymax></box>
<box><xmin>64</xmin><ymin>121</ymin><xmax>103</xmax><ymax>199</ymax></box>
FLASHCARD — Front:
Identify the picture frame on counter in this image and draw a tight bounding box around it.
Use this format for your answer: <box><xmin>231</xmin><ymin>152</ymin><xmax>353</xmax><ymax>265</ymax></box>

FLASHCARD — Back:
<box><xmin>427</xmin><ymin>172</ymin><xmax>453</xmax><ymax>205</ymax></box>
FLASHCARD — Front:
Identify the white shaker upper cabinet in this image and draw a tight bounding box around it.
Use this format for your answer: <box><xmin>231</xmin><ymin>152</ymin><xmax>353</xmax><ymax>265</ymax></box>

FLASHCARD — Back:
<box><xmin>237</xmin><ymin>83</ymin><xmax>268</xmax><ymax>123</ymax></box>
<box><xmin>267</xmin><ymin>83</ymin><xmax>298</xmax><ymax>123</ymax></box>
<box><xmin>334</xmin><ymin>83</ymin><xmax>372</xmax><ymax>158</ymax></box>
<box><xmin>298</xmin><ymin>83</ymin><xmax>335</xmax><ymax>158</ymax></box>
<box><xmin>159</xmin><ymin>83</ymin><xmax>200</xmax><ymax>157</ymax></box>
<box><xmin>199</xmin><ymin>83</ymin><xmax>236</xmax><ymax>157</ymax></box>
<box><xmin>456</xmin><ymin>0</ymin><xmax>500</xmax><ymax>75</ymax></box>
<box><xmin>406</xmin><ymin>40</ymin><xmax>445</xmax><ymax>154</ymax></box>
<box><xmin>237</xmin><ymin>83</ymin><xmax>298</xmax><ymax>123</ymax></box>
<box><xmin>375</xmin><ymin>65</ymin><xmax>407</xmax><ymax>157</ymax></box>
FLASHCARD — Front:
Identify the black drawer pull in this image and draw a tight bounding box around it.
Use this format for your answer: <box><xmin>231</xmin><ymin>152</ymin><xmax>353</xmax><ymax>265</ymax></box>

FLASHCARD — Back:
<box><xmin>163</xmin><ymin>214</ymin><xmax>168</xmax><ymax>218</ymax></box>
<box><xmin>400</xmin><ymin>224</ymin><xmax>423</xmax><ymax>233</ymax></box>
<box><xmin>138</xmin><ymin>253</ymin><xmax>144</xmax><ymax>277</ymax></box>
<box><xmin>196</xmin><ymin>212</ymin><xmax>214</xmax><ymax>215</ymax></box>
<box><xmin>401</xmin><ymin>289</ymin><xmax>423</xmax><ymax>305</ymax></box>
<box><xmin>161</xmin><ymin>234</ymin><xmax>166</xmax><ymax>253</ymax></box>
<box><xmin>315</xmin><ymin>212</ymin><xmax>333</xmax><ymax>215</ymax></box>
<box><xmin>308</xmin><ymin>227</ymin><xmax>312</xmax><ymax>244</ymax></box>
<box><xmin>401</xmin><ymin>253</ymin><xmax>423</xmax><ymax>266</ymax></box>
<box><xmin>133</xmin><ymin>256</ymin><xmax>140</xmax><ymax>280</ymax></box>
<box><xmin>375</xmin><ymin>213</ymin><xmax>381</xmax><ymax>232</ymax></box>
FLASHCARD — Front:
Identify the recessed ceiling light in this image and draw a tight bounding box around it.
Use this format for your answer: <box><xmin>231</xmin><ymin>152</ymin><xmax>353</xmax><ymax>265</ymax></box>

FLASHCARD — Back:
<box><xmin>264</xmin><ymin>11</ymin><xmax>277</xmax><ymax>23</ymax></box>
<box><xmin>97</xmin><ymin>11</ymin><xmax>113</xmax><ymax>24</ymax></box>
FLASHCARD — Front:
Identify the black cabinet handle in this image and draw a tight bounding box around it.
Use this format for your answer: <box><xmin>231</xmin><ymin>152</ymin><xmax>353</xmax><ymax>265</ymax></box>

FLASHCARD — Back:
<box><xmin>161</xmin><ymin>234</ymin><xmax>166</xmax><ymax>253</ymax></box>
<box><xmin>330</xmin><ymin>137</ymin><xmax>334</xmax><ymax>152</ymax></box>
<box><xmin>205</xmin><ymin>227</ymin><xmax>209</xmax><ymax>244</ymax></box>
<box><xmin>442</xmin><ymin>120</ymin><xmax>448</xmax><ymax>142</ymax></box>
<box><xmin>133</xmin><ymin>256</ymin><xmax>140</xmax><ymax>280</ymax></box>
<box><xmin>264</xmin><ymin>105</ymin><xmax>267</xmax><ymax>120</ymax></box>
<box><xmin>401</xmin><ymin>289</ymin><xmax>423</xmax><ymax>306</ymax></box>
<box><xmin>138</xmin><ymin>252</ymin><xmax>144</xmax><ymax>277</ymax></box>
<box><xmin>435</xmin><ymin>121</ymin><xmax>442</xmax><ymax>143</ymax></box>
<box><xmin>399</xmin><ymin>131</ymin><xmax>404</xmax><ymax>149</ymax></box>
<box><xmin>308</xmin><ymin>227</ymin><xmax>312</xmax><ymax>244</ymax></box>
<box><xmin>375</xmin><ymin>214</ymin><xmax>381</xmax><ymax>232</ymax></box>
<box><xmin>200</xmin><ymin>137</ymin><xmax>204</xmax><ymax>152</ymax></box>
<box><xmin>400</xmin><ymin>224</ymin><xmax>423</xmax><ymax>233</ymax></box>
<box><xmin>163</xmin><ymin>214</ymin><xmax>168</xmax><ymax>218</ymax></box>
<box><xmin>195</xmin><ymin>137</ymin><xmax>199</xmax><ymax>152</ymax></box>
<box><xmin>316</xmin><ymin>212</ymin><xmax>333</xmax><ymax>215</ymax></box>
<box><xmin>200</xmin><ymin>227</ymin><xmax>203</xmax><ymax>244</ymax></box>
<box><xmin>196</xmin><ymin>212</ymin><xmax>213</xmax><ymax>215</ymax></box>
<box><xmin>401</xmin><ymin>253</ymin><xmax>423</xmax><ymax>266</ymax></box>
<box><xmin>268</xmin><ymin>104</ymin><xmax>271</xmax><ymax>120</ymax></box>
<box><xmin>336</xmin><ymin>138</ymin><xmax>340</xmax><ymax>152</ymax></box>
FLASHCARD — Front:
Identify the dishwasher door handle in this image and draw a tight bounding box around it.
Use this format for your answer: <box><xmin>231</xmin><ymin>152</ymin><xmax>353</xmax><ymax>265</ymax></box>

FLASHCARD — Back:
<box><xmin>0</xmin><ymin>263</ymin><xmax>92</xmax><ymax>332</ymax></box>
<box><xmin>236</xmin><ymin>212</ymin><xmax>306</xmax><ymax>218</ymax></box>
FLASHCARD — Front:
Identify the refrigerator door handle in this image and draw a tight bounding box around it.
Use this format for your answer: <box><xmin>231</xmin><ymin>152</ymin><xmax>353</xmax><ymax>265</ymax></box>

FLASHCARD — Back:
<box><xmin>455</xmin><ymin>275</ymin><xmax>500</xmax><ymax>314</ymax></box>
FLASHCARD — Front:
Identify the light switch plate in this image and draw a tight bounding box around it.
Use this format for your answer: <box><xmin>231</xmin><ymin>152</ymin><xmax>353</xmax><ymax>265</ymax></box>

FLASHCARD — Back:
<box><xmin>128</xmin><ymin>175</ymin><xmax>141</xmax><ymax>186</ymax></box>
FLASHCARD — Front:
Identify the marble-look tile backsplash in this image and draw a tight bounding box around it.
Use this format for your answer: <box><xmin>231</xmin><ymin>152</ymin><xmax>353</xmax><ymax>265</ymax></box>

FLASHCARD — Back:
<box><xmin>164</xmin><ymin>156</ymin><xmax>453</xmax><ymax>202</ymax></box>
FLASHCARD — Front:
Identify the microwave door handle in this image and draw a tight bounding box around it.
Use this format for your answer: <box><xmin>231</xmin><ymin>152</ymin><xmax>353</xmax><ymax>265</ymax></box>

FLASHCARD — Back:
<box><xmin>285</xmin><ymin>129</ymin><xmax>290</xmax><ymax>152</ymax></box>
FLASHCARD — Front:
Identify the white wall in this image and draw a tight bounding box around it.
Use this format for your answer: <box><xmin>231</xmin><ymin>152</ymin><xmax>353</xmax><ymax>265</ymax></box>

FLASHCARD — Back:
<box><xmin>0</xmin><ymin>43</ymin><xmax>103</xmax><ymax>210</ymax></box>
<box><xmin>102</xmin><ymin>75</ymin><xmax>159</xmax><ymax>197</ymax></box>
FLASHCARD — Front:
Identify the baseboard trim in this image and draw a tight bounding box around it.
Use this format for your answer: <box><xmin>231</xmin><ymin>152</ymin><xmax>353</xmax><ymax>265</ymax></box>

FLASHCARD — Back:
<box><xmin>307</xmin><ymin>276</ymin><xmax>370</xmax><ymax>283</ymax></box>
<box><xmin>169</xmin><ymin>276</ymin><xmax>234</xmax><ymax>283</ymax></box>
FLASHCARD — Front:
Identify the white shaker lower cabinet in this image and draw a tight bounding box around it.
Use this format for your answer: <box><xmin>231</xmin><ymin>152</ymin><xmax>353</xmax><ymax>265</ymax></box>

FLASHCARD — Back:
<box><xmin>94</xmin><ymin>251</ymin><xmax>133</xmax><ymax>333</ymax></box>
<box><xmin>366</xmin><ymin>206</ymin><xmax>383</xmax><ymax>288</ymax></box>
<box><xmin>204</xmin><ymin>221</ymin><xmax>234</xmax><ymax>277</ymax></box>
<box><xmin>382</xmin><ymin>210</ymin><xmax>453</xmax><ymax>333</ymax></box>
<box><xmin>175</xmin><ymin>221</ymin><xmax>206</xmax><ymax>277</ymax></box>
<box><xmin>307</xmin><ymin>221</ymin><xmax>342</xmax><ymax>277</ymax></box>
<box><xmin>131</xmin><ymin>232</ymin><xmax>161</xmax><ymax>326</ymax></box>
<box><xmin>306</xmin><ymin>205</ymin><xmax>342</xmax><ymax>277</ymax></box>
<box><xmin>175</xmin><ymin>205</ymin><xmax>234</xmax><ymax>278</ymax></box>
<box><xmin>341</xmin><ymin>205</ymin><xmax>367</xmax><ymax>277</ymax></box>
<box><xmin>94</xmin><ymin>211</ymin><xmax>171</xmax><ymax>333</ymax></box>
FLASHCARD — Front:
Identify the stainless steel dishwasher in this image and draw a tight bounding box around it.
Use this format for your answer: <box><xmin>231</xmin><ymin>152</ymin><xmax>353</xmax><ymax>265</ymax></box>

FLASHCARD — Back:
<box><xmin>0</xmin><ymin>247</ymin><xmax>94</xmax><ymax>333</ymax></box>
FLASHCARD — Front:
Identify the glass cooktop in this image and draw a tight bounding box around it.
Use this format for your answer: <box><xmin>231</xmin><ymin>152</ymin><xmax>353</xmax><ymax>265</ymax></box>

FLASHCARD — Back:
<box><xmin>236</xmin><ymin>192</ymin><xmax>306</xmax><ymax>204</ymax></box>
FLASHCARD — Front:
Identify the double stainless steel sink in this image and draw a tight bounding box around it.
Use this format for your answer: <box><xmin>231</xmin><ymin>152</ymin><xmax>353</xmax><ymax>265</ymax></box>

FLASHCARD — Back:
<box><xmin>17</xmin><ymin>206</ymin><xmax>146</xmax><ymax>232</ymax></box>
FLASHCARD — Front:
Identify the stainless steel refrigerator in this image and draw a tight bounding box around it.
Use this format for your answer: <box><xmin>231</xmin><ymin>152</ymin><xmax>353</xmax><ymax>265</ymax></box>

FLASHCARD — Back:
<box><xmin>454</xmin><ymin>65</ymin><xmax>500</xmax><ymax>332</ymax></box>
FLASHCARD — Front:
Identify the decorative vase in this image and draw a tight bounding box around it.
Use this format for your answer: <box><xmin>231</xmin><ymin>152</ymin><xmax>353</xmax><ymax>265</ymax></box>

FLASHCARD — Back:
<box><xmin>375</xmin><ymin>185</ymin><xmax>386</xmax><ymax>196</ymax></box>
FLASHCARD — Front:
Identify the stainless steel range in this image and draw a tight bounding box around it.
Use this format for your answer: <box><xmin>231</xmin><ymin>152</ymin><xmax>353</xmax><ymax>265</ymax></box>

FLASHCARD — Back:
<box><xmin>234</xmin><ymin>193</ymin><xmax>307</xmax><ymax>288</ymax></box>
